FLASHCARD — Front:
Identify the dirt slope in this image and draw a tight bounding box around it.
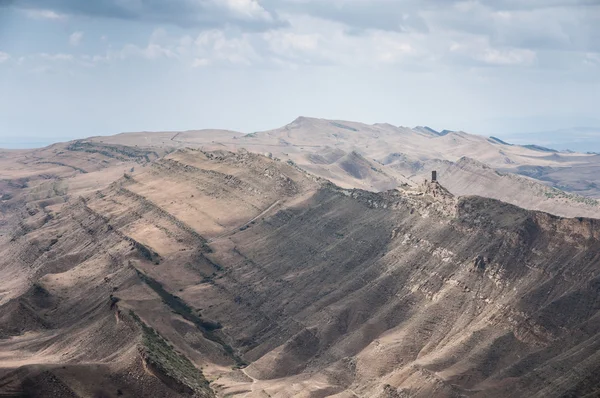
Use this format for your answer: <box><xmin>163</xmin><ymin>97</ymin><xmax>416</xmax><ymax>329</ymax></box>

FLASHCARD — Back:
<box><xmin>1</xmin><ymin>145</ymin><xmax>600</xmax><ymax>397</ymax></box>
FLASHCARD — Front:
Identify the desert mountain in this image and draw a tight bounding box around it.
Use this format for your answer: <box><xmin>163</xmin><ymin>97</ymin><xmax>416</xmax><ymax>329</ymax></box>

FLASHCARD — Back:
<box><xmin>1</xmin><ymin>132</ymin><xmax>600</xmax><ymax>397</ymax></box>
<box><xmin>77</xmin><ymin>117</ymin><xmax>600</xmax><ymax>219</ymax></box>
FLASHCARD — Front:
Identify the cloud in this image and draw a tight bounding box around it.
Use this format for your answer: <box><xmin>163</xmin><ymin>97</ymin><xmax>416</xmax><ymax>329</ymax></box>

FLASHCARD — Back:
<box><xmin>260</xmin><ymin>15</ymin><xmax>425</xmax><ymax>67</ymax></box>
<box><xmin>264</xmin><ymin>0</ymin><xmax>429</xmax><ymax>33</ymax></box>
<box><xmin>475</xmin><ymin>0</ymin><xmax>600</xmax><ymax>11</ymax></box>
<box><xmin>449</xmin><ymin>37</ymin><xmax>537</xmax><ymax>66</ymax></box>
<box><xmin>38</xmin><ymin>53</ymin><xmax>74</xmax><ymax>61</ymax></box>
<box><xmin>121</xmin><ymin>43</ymin><xmax>177</xmax><ymax>60</ymax></box>
<box><xmin>21</xmin><ymin>15</ymin><xmax>528</xmax><ymax>71</ymax></box>
<box><xmin>262</xmin><ymin>31</ymin><xmax>320</xmax><ymax>62</ymax></box>
<box><xmin>192</xmin><ymin>58</ymin><xmax>210</xmax><ymax>67</ymax></box>
<box><xmin>220</xmin><ymin>0</ymin><xmax>273</xmax><ymax>21</ymax></box>
<box><xmin>6</xmin><ymin>0</ymin><xmax>284</xmax><ymax>30</ymax></box>
<box><xmin>194</xmin><ymin>30</ymin><xmax>260</xmax><ymax>65</ymax></box>
<box><xmin>24</xmin><ymin>8</ymin><xmax>67</xmax><ymax>20</ymax></box>
<box><xmin>0</xmin><ymin>52</ymin><xmax>10</xmax><ymax>63</ymax></box>
<box><xmin>423</xmin><ymin>1</ymin><xmax>599</xmax><ymax>53</ymax></box>
<box><xmin>69</xmin><ymin>31</ymin><xmax>83</xmax><ymax>46</ymax></box>
<box><xmin>479</xmin><ymin>48</ymin><xmax>536</xmax><ymax>66</ymax></box>
<box><xmin>584</xmin><ymin>52</ymin><xmax>600</xmax><ymax>66</ymax></box>
<box><xmin>67</xmin><ymin>20</ymin><xmax>423</xmax><ymax>69</ymax></box>
<box><xmin>9</xmin><ymin>0</ymin><xmax>595</xmax><ymax>73</ymax></box>
<box><xmin>263</xmin><ymin>0</ymin><xmax>599</xmax><ymax>56</ymax></box>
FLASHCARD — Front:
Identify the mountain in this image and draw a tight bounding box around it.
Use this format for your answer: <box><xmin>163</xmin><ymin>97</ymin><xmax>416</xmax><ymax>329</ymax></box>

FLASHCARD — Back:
<box><xmin>1</xmin><ymin>120</ymin><xmax>600</xmax><ymax>397</ymax></box>
<box><xmin>75</xmin><ymin>116</ymin><xmax>600</xmax><ymax>218</ymax></box>
<box><xmin>497</xmin><ymin>127</ymin><xmax>600</xmax><ymax>153</ymax></box>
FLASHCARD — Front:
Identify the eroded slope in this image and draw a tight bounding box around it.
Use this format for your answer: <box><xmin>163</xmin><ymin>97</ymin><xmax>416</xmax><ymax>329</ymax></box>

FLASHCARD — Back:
<box><xmin>1</xmin><ymin>149</ymin><xmax>599</xmax><ymax>398</ymax></box>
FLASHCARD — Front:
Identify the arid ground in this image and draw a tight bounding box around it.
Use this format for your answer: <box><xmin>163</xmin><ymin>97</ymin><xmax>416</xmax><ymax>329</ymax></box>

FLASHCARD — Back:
<box><xmin>1</xmin><ymin>118</ymin><xmax>600</xmax><ymax>397</ymax></box>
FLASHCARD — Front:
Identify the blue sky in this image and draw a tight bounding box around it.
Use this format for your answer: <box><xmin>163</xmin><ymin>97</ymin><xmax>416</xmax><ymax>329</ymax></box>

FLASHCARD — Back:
<box><xmin>1</xmin><ymin>0</ymin><xmax>599</xmax><ymax>149</ymax></box>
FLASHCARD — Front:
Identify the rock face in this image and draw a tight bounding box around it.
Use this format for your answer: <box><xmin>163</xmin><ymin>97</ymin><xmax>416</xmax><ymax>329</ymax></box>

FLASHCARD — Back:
<box><xmin>1</xmin><ymin>146</ymin><xmax>600</xmax><ymax>397</ymax></box>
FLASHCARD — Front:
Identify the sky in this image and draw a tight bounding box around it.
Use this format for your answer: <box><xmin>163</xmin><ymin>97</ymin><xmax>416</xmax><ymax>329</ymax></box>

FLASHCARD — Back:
<box><xmin>1</xmin><ymin>0</ymin><xmax>599</xmax><ymax>149</ymax></box>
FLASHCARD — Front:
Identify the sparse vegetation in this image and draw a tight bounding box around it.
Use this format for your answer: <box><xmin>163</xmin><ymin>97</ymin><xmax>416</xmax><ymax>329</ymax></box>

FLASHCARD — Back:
<box><xmin>543</xmin><ymin>187</ymin><xmax>599</xmax><ymax>206</ymax></box>
<box><xmin>51</xmin><ymin>180</ymin><xmax>68</xmax><ymax>196</ymax></box>
<box><xmin>44</xmin><ymin>238</ymin><xmax>59</xmax><ymax>252</ymax></box>
<box><xmin>109</xmin><ymin>294</ymin><xmax>120</xmax><ymax>308</ymax></box>
<box><xmin>130</xmin><ymin>311</ymin><xmax>214</xmax><ymax>396</ymax></box>
<box><xmin>131</xmin><ymin>240</ymin><xmax>160</xmax><ymax>263</ymax></box>
<box><xmin>330</xmin><ymin>122</ymin><xmax>358</xmax><ymax>131</ymax></box>
<box><xmin>134</xmin><ymin>269</ymin><xmax>246</xmax><ymax>366</ymax></box>
<box><xmin>67</xmin><ymin>140</ymin><xmax>157</xmax><ymax>163</ymax></box>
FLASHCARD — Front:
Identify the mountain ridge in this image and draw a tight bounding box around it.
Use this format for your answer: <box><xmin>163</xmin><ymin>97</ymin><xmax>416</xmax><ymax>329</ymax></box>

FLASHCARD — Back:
<box><xmin>3</xmin><ymin>116</ymin><xmax>600</xmax><ymax>219</ymax></box>
<box><xmin>1</xmin><ymin>147</ymin><xmax>600</xmax><ymax>396</ymax></box>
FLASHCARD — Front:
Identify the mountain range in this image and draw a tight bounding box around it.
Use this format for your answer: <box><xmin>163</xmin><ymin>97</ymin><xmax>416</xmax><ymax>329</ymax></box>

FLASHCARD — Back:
<box><xmin>1</xmin><ymin>117</ymin><xmax>600</xmax><ymax>397</ymax></box>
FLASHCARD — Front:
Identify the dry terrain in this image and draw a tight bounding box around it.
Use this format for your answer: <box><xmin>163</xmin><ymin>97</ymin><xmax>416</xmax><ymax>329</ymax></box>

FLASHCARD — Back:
<box><xmin>86</xmin><ymin>117</ymin><xmax>600</xmax><ymax>218</ymax></box>
<box><xmin>1</xmin><ymin>121</ymin><xmax>600</xmax><ymax>397</ymax></box>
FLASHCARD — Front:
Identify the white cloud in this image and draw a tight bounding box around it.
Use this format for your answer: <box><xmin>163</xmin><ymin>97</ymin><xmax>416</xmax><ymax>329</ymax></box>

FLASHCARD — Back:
<box><xmin>195</xmin><ymin>30</ymin><xmax>260</xmax><ymax>65</ymax></box>
<box><xmin>449</xmin><ymin>36</ymin><xmax>536</xmax><ymax>66</ymax></box>
<box><xmin>177</xmin><ymin>36</ymin><xmax>194</xmax><ymax>56</ymax></box>
<box><xmin>480</xmin><ymin>48</ymin><xmax>536</xmax><ymax>66</ymax></box>
<box><xmin>79</xmin><ymin>54</ymin><xmax>111</xmax><ymax>67</ymax></box>
<box><xmin>454</xmin><ymin>0</ymin><xmax>480</xmax><ymax>13</ymax></box>
<box><xmin>69</xmin><ymin>31</ymin><xmax>84</xmax><ymax>47</ymax></box>
<box><xmin>118</xmin><ymin>29</ymin><xmax>178</xmax><ymax>60</ymax></box>
<box><xmin>121</xmin><ymin>43</ymin><xmax>177</xmax><ymax>60</ymax></box>
<box><xmin>371</xmin><ymin>32</ymin><xmax>414</xmax><ymax>63</ymax></box>
<box><xmin>89</xmin><ymin>16</ymin><xmax>426</xmax><ymax>69</ymax></box>
<box><xmin>261</xmin><ymin>16</ymin><xmax>423</xmax><ymax>67</ymax></box>
<box><xmin>265</xmin><ymin>32</ymin><xmax>319</xmax><ymax>52</ymax></box>
<box><xmin>24</xmin><ymin>9</ymin><xmax>67</xmax><ymax>20</ymax></box>
<box><xmin>14</xmin><ymin>4</ymin><xmax>581</xmax><ymax>72</ymax></box>
<box><xmin>192</xmin><ymin>58</ymin><xmax>210</xmax><ymax>67</ymax></box>
<box><xmin>217</xmin><ymin>0</ymin><xmax>273</xmax><ymax>21</ymax></box>
<box><xmin>0</xmin><ymin>52</ymin><xmax>10</xmax><ymax>63</ymax></box>
<box><xmin>584</xmin><ymin>52</ymin><xmax>600</xmax><ymax>66</ymax></box>
<box><xmin>38</xmin><ymin>53</ymin><xmax>74</xmax><ymax>61</ymax></box>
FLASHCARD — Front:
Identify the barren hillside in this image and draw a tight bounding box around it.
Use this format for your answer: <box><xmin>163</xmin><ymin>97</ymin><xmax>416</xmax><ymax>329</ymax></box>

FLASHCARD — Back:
<box><xmin>79</xmin><ymin>117</ymin><xmax>600</xmax><ymax>219</ymax></box>
<box><xmin>1</xmin><ymin>142</ymin><xmax>600</xmax><ymax>397</ymax></box>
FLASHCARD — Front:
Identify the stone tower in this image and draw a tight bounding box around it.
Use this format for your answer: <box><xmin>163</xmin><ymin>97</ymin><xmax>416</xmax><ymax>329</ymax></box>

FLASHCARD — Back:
<box><xmin>432</xmin><ymin>170</ymin><xmax>437</xmax><ymax>182</ymax></box>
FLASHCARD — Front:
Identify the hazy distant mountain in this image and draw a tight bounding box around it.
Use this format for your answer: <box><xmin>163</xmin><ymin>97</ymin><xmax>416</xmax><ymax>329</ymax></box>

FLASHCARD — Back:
<box><xmin>495</xmin><ymin>127</ymin><xmax>600</xmax><ymax>153</ymax></box>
